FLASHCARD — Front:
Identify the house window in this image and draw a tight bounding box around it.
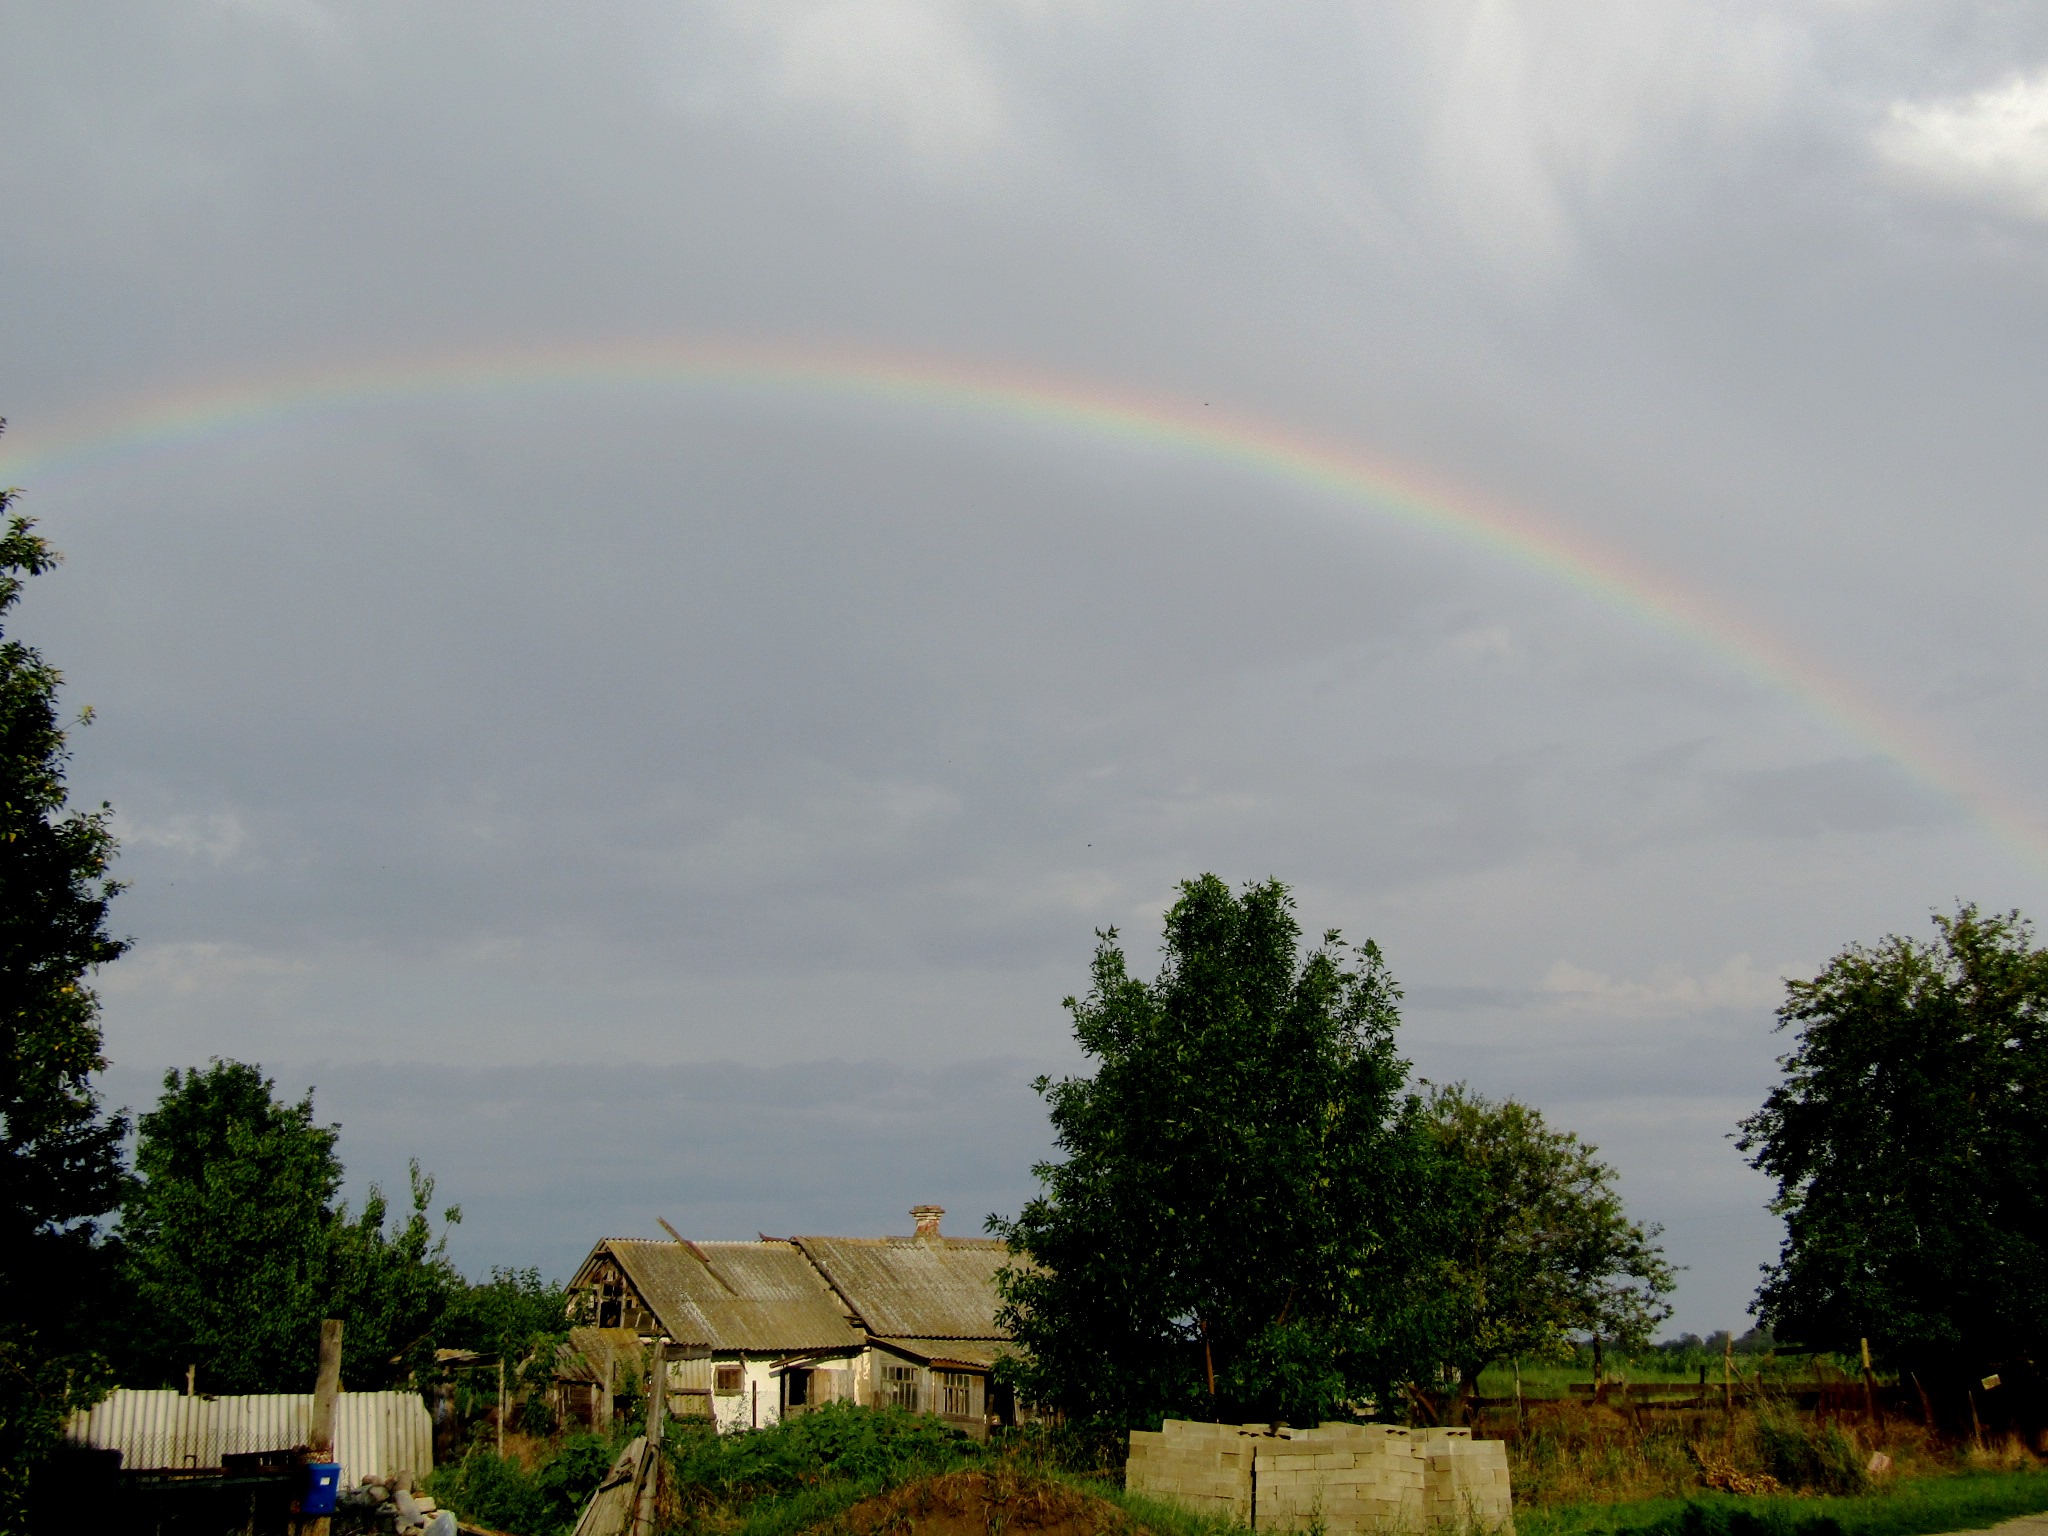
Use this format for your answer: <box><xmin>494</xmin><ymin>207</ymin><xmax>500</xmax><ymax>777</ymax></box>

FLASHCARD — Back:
<box><xmin>715</xmin><ymin>1364</ymin><xmax>745</xmax><ymax>1395</ymax></box>
<box><xmin>786</xmin><ymin>1369</ymin><xmax>810</xmax><ymax>1408</ymax></box>
<box><xmin>882</xmin><ymin>1364</ymin><xmax>920</xmax><ymax>1412</ymax></box>
<box><xmin>936</xmin><ymin>1371</ymin><xmax>973</xmax><ymax>1418</ymax></box>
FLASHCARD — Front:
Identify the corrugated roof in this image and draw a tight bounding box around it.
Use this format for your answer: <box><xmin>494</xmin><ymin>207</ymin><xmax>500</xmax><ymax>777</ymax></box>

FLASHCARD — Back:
<box><xmin>793</xmin><ymin>1236</ymin><xmax>1010</xmax><ymax>1340</ymax></box>
<box><xmin>558</xmin><ymin>1326</ymin><xmax>646</xmax><ymax>1386</ymax></box>
<box><xmin>68</xmin><ymin>1389</ymin><xmax>431</xmax><ymax>1484</ymax></box>
<box><xmin>874</xmin><ymin>1337</ymin><xmax>1012</xmax><ymax>1370</ymax></box>
<box><xmin>597</xmin><ymin>1239</ymin><xmax>864</xmax><ymax>1354</ymax></box>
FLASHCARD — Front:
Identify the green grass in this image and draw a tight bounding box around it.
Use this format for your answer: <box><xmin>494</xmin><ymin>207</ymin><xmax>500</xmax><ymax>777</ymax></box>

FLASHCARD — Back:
<box><xmin>1058</xmin><ymin>1473</ymin><xmax>1254</xmax><ymax>1536</ymax></box>
<box><xmin>708</xmin><ymin>1457</ymin><xmax>1255</xmax><ymax>1536</ymax></box>
<box><xmin>1519</xmin><ymin>1469</ymin><xmax>2048</xmax><ymax>1536</ymax></box>
<box><xmin>720</xmin><ymin>1471</ymin><xmax>904</xmax><ymax>1536</ymax></box>
<box><xmin>1480</xmin><ymin>1357</ymin><xmax>1864</xmax><ymax>1400</ymax></box>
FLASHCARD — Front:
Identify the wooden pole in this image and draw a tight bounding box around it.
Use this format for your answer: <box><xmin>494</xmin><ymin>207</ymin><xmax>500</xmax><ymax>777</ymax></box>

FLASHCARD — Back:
<box><xmin>1860</xmin><ymin>1339</ymin><xmax>1881</xmax><ymax>1431</ymax></box>
<box><xmin>1200</xmin><ymin>1318</ymin><xmax>1217</xmax><ymax>1405</ymax></box>
<box><xmin>635</xmin><ymin>1343</ymin><xmax>668</xmax><ymax>1536</ymax></box>
<box><xmin>307</xmin><ymin>1319</ymin><xmax>344</xmax><ymax>1536</ymax></box>
<box><xmin>1910</xmin><ymin>1371</ymin><xmax>1934</xmax><ymax>1427</ymax></box>
<box><xmin>498</xmin><ymin>1358</ymin><xmax>507</xmax><ymax>1458</ymax></box>
<box><xmin>310</xmin><ymin>1319</ymin><xmax>344</xmax><ymax>1456</ymax></box>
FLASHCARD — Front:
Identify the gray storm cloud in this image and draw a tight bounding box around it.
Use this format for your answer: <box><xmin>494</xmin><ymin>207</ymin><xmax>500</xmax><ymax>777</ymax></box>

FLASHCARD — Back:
<box><xmin>6</xmin><ymin>1</ymin><xmax>2048</xmax><ymax>1333</ymax></box>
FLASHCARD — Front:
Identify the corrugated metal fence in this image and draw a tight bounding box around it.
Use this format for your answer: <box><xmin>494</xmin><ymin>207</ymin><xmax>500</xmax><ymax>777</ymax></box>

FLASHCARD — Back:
<box><xmin>68</xmin><ymin>1389</ymin><xmax>432</xmax><ymax>1484</ymax></box>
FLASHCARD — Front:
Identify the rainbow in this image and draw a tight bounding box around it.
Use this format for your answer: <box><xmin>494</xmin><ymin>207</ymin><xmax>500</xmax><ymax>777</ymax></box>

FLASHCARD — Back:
<box><xmin>4</xmin><ymin>338</ymin><xmax>2043</xmax><ymax>881</ymax></box>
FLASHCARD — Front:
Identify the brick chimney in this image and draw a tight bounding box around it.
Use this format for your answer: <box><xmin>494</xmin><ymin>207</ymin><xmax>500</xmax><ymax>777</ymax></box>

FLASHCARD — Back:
<box><xmin>911</xmin><ymin>1205</ymin><xmax>944</xmax><ymax>1241</ymax></box>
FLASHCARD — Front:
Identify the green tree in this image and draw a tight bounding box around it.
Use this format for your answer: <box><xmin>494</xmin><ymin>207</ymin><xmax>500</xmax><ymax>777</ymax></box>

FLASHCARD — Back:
<box><xmin>439</xmin><ymin>1267</ymin><xmax>569</xmax><ymax>1432</ymax></box>
<box><xmin>439</xmin><ymin>1267</ymin><xmax>568</xmax><ymax>1364</ymax></box>
<box><xmin>123</xmin><ymin>1061</ymin><xmax>344</xmax><ymax>1393</ymax></box>
<box><xmin>325</xmin><ymin>1160</ymin><xmax>462</xmax><ymax>1387</ymax></box>
<box><xmin>1737</xmin><ymin>905</ymin><xmax>2048</xmax><ymax>1389</ymax></box>
<box><xmin>0</xmin><ymin>495</ymin><xmax>130</xmax><ymax>1524</ymax></box>
<box><xmin>123</xmin><ymin>1061</ymin><xmax>464</xmax><ymax>1392</ymax></box>
<box><xmin>990</xmin><ymin>874</ymin><xmax>1431</xmax><ymax>1427</ymax></box>
<box><xmin>1420</xmin><ymin>1083</ymin><xmax>1673</xmax><ymax>1417</ymax></box>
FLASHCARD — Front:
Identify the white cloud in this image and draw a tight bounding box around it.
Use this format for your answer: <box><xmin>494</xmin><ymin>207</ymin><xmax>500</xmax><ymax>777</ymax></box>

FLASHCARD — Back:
<box><xmin>713</xmin><ymin>1</ymin><xmax>1016</xmax><ymax>169</ymax></box>
<box><xmin>115</xmin><ymin>810</ymin><xmax>249</xmax><ymax>866</ymax></box>
<box><xmin>99</xmin><ymin>941</ymin><xmax>310</xmax><ymax>1001</ymax></box>
<box><xmin>1414</xmin><ymin>1</ymin><xmax>1799</xmax><ymax>273</ymax></box>
<box><xmin>1877</xmin><ymin>67</ymin><xmax>2048</xmax><ymax>223</ymax></box>
<box><xmin>1536</xmin><ymin>952</ymin><xmax>1789</xmax><ymax>1017</ymax></box>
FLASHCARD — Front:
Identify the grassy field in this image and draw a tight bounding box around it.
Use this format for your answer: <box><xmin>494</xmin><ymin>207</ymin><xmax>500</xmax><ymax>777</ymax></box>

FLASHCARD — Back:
<box><xmin>427</xmin><ymin>1397</ymin><xmax>2046</xmax><ymax>1536</ymax></box>
<box><xmin>1479</xmin><ymin>1353</ymin><xmax>1863</xmax><ymax>1400</ymax></box>
<box><xmin>1521</xmin><ymin>1468</ymin><xmax>2048</xmax><ymax>1536</ymax></box>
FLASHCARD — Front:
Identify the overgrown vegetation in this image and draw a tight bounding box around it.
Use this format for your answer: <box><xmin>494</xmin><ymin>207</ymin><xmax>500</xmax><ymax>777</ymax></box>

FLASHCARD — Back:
<box><xmin>426</xmin><ymin>1431</ymin><xmax>621</xmax><ymax>1536</ymax></box>
<box><xmin>1521</xmin><ymin>1467</ymin><xmax>2048</xmax><ymax>1536</ymax></box>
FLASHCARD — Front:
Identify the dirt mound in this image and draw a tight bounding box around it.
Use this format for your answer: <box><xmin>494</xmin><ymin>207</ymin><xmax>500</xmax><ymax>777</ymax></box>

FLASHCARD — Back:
<box><xmin>823</xmin><ymin>1470</ymin><xmax>1149</xmax><ymax>1536</ymax></box>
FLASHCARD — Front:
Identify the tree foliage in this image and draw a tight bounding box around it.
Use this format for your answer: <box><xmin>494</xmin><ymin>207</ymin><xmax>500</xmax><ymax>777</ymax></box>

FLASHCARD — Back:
<box><xmin>990</xmin><ymin>875</ymin><xmax>1430</xmax><ymax>1427</ymax></box>
<box><xmin>122</xmin><ymin>1059</ymin><xmax>461</xmax><ymax>1392</ymax></box>
<box><xmin>438</xmin><ymin>1266</ymin><xmax>569</xmax><ymax>1366</ymax></box>
<box><xmin>1738</xmin><ymin>905</ymin><xmax>2048</xmax><ymax>1382</ymax></box>
<box><xmin>0</xmin><ymin>495</ymin><xmax>130</xmax><ymax>1524</ymax></box>
<box><xmin>1420</xmin><ymin>1083</ymin><xmax>1673</xmax><ymax>1408</ymax></box>
<box><xmin>123</xmin><ymin>1061</ymin><xmax>345</xmax><ymax>1392</ymax></box>
<box><xmin>326</xmin><ymin>1159</ymin><xmax>463</xmax><ymax>1387</ymax></box>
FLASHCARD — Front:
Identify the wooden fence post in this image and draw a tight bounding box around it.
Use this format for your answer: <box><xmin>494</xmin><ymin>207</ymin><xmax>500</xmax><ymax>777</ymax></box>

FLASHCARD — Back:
<box><xmin>636</xmin><ymin>1342</ymin><xmax>668</xmax><ymax>1536</ymax></box>
<box><xmin>1860</xmin><ymin>1339</ymin><xmax>1881</xmax><ymax>1432</ymax></box>
<box><xmin>307</xmin><ymin>1319</ymin><xmax>344</xmax><ymax>1536</ymax></box>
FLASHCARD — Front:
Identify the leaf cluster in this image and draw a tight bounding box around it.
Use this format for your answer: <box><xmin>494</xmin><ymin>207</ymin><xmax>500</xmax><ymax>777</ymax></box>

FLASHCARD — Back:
<box><xmin>662</xmin><ymin>1401</ymin><xmax>974</xmax><ymax>1509</ymax></box>
<box><xmin>426</xmin><ymin>1431</ymin><xmax>619</xmax><ymax>1536</ymax></box>
<box><xmin>1737</xmin><ymin>905</ymin><xmax>2048</xmax><ymax>1379</ymax></box>
<box><xmin>0</xmin><ymin>498</ymin><xmax>131</xmax><ymax>1525</ymax></box>
<box><xmin>992</xmin><ymin>875</ymin><xmax>1676</xmax><ymax>1431</ymax></box>
<box><xmin>1421</xmin><ymin>1082</ymin><xmax>1675</xmax><ymax>1393</ymax></box>
<box><xmin>120</xmin><ymin>1059</ymin><xmax>464</xmax><ymax>1392</ymax></box>
<box><xmin>992</xmin><ymin>875</ymin><xmax>1434</xmax><ymax>1426</ymax></box>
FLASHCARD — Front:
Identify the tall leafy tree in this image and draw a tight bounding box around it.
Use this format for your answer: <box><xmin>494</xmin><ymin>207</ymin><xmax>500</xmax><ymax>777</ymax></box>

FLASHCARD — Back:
<box><xmin>991</xmin><ymin>875</ymin><xmax>1430</xmax><ymax>1427</ymax></box>
<box><xmin>123</xmin><ymin>1061</ymin><xmax>345</xmax><ymax>1393</ymax></box>
<box><xmin>0</xmin><ymin>493</ymin><xmax>130</xmax><ymax>1523</ymax></box>
<box><xmin>1737</xmin><ymin>906</ymin><xmax>2048</xmax><ymax>1389</ymax></box>
<box><xmin>122</xmin><ymin>1060</ymin><xmax>463</xmax><ymax>1392</ymax></box>
<box><xmin>1421</xmin><ymin>1083</ymin><xmax>1673</xmax><ymax>1416</ymax></box>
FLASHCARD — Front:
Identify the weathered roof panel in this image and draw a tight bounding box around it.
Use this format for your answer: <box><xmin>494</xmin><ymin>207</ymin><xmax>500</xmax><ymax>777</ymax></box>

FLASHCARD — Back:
<box><xmin>873</xmin><ymin>1337</ymin><xmax>1012</xmax><ymax>1369</ymax></box>
<box><xmin>606</xmin><ymin>1239</ymin><xmax>864</xmax><ymax>1354</ymax></box>
<box><xmin>792</xmin><ymin>1236</ymin><xmax>1010</xmax><ymax>1340</ymax></box>
<box><xmin>67</xmin><ymin>1389</ymin><xmax>431</xmax><ymax>1484</ymax></box>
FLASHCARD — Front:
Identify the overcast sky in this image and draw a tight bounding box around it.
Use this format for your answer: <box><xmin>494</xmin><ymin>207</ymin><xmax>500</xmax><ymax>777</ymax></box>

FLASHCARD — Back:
<box><xmin>7</xmin><ymin>2</ymin><xmax>2048</xmax><ymax>1336</ymax></box>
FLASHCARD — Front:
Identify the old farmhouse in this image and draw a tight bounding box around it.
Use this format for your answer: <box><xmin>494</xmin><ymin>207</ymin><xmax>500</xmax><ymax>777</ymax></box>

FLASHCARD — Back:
<box><xmin>562</xmin><ymin>1206</ymin><xmax>1018</xmax><ymax>1438</ymax></box>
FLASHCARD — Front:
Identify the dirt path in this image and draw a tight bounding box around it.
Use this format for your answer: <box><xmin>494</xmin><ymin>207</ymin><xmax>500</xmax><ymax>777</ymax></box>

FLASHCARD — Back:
<box><xmin>1947</xmin><ymin>1519</ymin><xmax>2048</xmax><ymax>1536</ymax></box>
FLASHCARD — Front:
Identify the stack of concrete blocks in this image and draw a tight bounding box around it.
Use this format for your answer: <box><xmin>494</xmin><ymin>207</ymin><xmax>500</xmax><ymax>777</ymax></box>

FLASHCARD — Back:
<box><xmin>1123</xmin><ymin>1418</ymin><xmax>1256</xmax><ymax>1524</ymax></box>
<box><xmin>1126</xmin><ymin>1420</ymin><xmax>1512</xmax><ymax>1536</ymax></box>
<box><xmin>1417</xmin><ymin>1427</ymin><xmax>1513</xmax><ymax>1535</ymax></box>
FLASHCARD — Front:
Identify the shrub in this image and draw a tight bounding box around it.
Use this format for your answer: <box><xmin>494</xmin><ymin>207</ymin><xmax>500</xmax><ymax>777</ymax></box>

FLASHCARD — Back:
<box><xmin>1754</xmin><ymin>1409</ymin><xmax>1868</xmax><ymax>1495</ymax></box>
<box><xmin>663</xmin><ymin>1403</ymin><xmax>975</xmax><ymax>1509</ymax></box>
<box><xmin>426</xmin><ymin>1431</ymin><xmax>618</xmax><ymax>1536</ymax></box>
